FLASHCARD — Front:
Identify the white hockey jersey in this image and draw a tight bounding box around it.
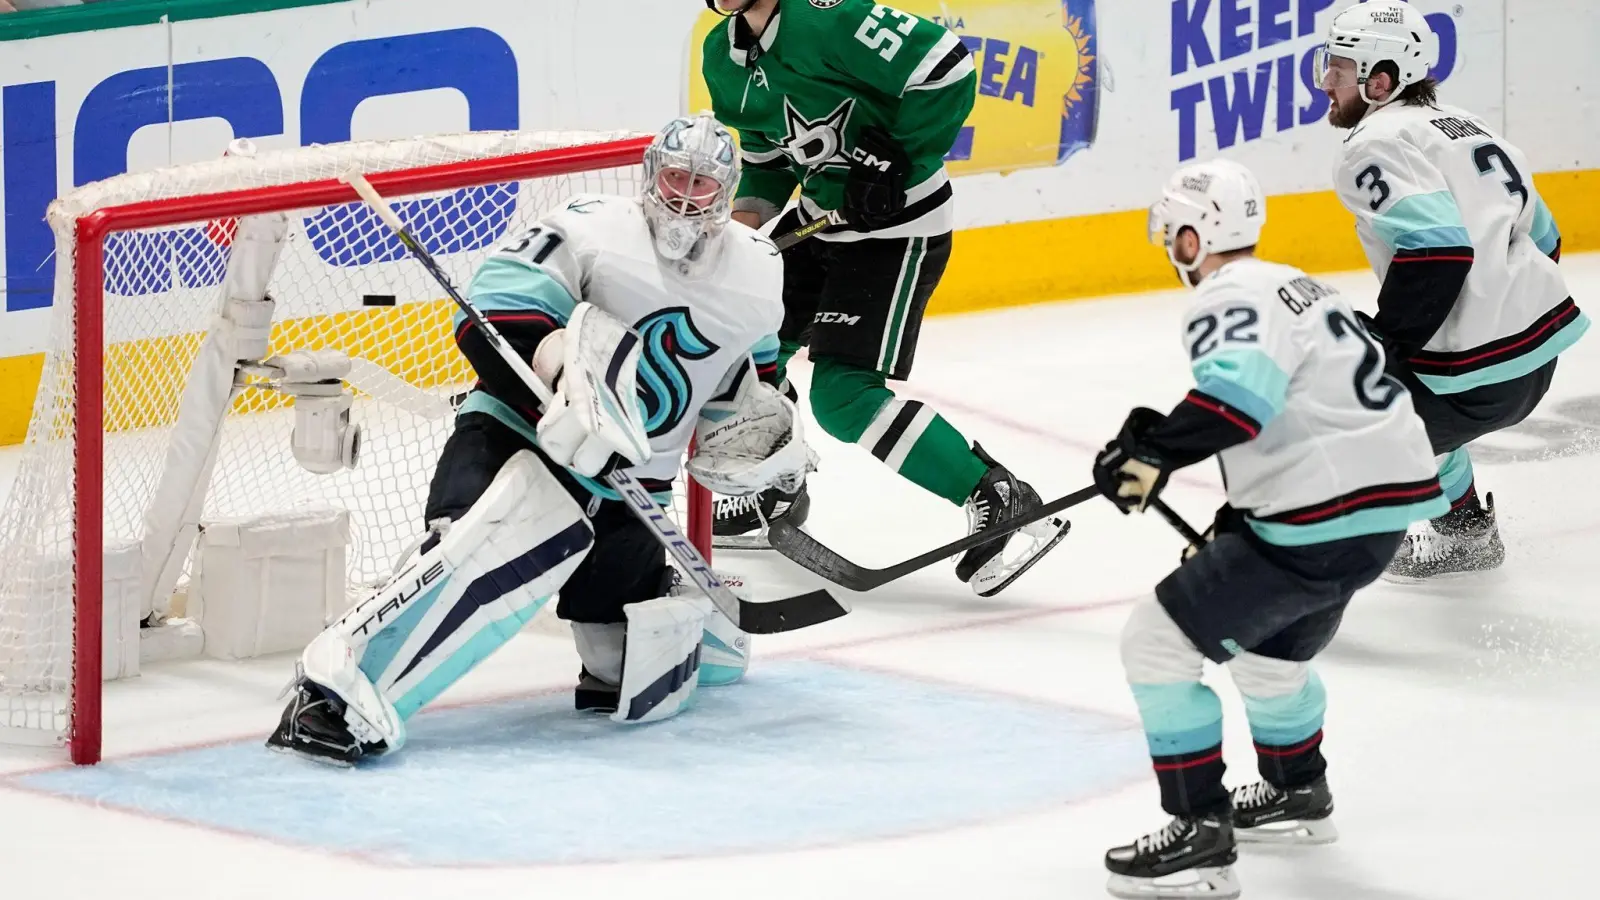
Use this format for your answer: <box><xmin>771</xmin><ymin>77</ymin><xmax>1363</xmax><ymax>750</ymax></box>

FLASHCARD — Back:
<box><xmin>1333</xmin><ymin>101</ymin><xmax>1588</xmax><ymax>394</ymax></box>
<box><xmin>1183</xmin><ymin>258</ymin><xmax>1449</xmax><ymax>547</ymax></box>
<box><xmin>458</xmin><ymin>194</ymin><xmax>784</xmax><ymax>492</ymax></box>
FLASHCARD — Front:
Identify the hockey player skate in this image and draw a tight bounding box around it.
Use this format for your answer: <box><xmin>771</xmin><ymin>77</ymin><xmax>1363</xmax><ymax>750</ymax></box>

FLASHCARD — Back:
<box><xmin>1105</xmin><ymin>813</ymin><xmax>1241</xmax><ymax>900</ymax></box>
<box><xmin>711</xmin><ymin>483</ymin><xmax>810</xmax><ymax>550</ymax></box>
<box><xmin>267</xmin><ymin>678</ymin><xmax>388</xmax><ymax>767</ymax></box>
<box><xmin>711</xmin><ymin>381</ymin><xmax>810</xmax><ymax>550</ymax></box>
<box><xmin>955</xmin><ymin>443</ymin><xmax>1071</xmax><ymax>597</ymax></box>
<box><xmin>1384</xmin><ymin>493</ymin><xmax>1505</xmax><ymax>582</ymax></box>
<box><xmin>1230</xmin><ymin>777</ymin><xmax>1338</xmax><ymax>844</ymax></box>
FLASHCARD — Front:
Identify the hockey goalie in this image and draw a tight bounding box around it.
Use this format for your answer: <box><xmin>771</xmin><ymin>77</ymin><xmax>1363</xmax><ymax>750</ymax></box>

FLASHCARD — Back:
<box><xmin>268</xmin><ymin>115</ymin><xmax>815</xmax><ymax>765</ymax></box>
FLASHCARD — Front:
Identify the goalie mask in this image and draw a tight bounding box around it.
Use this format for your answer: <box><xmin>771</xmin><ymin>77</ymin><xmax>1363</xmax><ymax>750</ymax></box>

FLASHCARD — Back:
<box><xmin>642</xmin><ymin>114</ymin><xmax>739</xmax><ymax>267</ymax></box>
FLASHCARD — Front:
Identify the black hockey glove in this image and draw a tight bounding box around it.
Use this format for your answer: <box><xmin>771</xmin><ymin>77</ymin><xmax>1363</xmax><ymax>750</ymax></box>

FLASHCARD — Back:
<box><xmin>1093</xmin><ymin>407</ymin><xmax>1174</xmax><ymax>515</ymax></box>
<box><xmin>843</xmin><ymin>126</ymin><xmax>910</xmax><ymax>230</ymax></box>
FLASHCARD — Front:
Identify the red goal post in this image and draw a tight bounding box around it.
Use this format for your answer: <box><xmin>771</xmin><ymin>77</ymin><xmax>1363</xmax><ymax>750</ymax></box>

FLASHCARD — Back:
<box><xmin>0</xmin><ymin>131</ymin><xmax>713</xmax><ymax>765</ymax></box>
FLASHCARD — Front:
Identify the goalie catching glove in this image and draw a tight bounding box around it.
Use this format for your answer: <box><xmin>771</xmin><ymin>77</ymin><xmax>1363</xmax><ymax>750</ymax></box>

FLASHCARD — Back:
<box><xmin>687</xmin><ymin>364</ymin><xmax>817</xmax><ymax>497</ymax></box>
<box><xmin>533</xmin><ymin>302</ymin><xmax>653</xmax><ymax>478</ymax></box>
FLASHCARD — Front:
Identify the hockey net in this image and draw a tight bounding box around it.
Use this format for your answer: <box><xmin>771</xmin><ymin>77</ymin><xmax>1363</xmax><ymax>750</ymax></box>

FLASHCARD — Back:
<box><xmin>0</xmin><ymin>130</ymin><xmax>713</xmax><ymax>764</ymax></box>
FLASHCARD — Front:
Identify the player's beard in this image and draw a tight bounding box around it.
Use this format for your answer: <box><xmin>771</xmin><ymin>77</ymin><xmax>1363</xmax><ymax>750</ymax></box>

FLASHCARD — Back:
<box><xmin>1327</xmin><ymin>91</ymin><xmax>1370</xmax><ymax>129</ymax></box>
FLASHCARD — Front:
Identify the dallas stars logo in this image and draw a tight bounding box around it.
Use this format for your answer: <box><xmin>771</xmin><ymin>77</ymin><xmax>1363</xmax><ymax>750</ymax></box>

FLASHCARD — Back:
<box><xmin>777</xmin><ymin>97</ymin><xmax>855</xmax><ymax>170</ymax></box>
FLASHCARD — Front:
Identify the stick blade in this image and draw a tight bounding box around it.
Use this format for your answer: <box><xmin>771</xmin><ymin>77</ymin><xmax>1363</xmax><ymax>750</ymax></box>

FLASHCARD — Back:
<box><xmin>767</xmin><ymin>519</ymin><xmax>879</xmax><ymax>590</ymax></box>
<box><xmin>737</xmin><ymin>589</ymin><xmax>851</xmax><ymax>635</ymax></box>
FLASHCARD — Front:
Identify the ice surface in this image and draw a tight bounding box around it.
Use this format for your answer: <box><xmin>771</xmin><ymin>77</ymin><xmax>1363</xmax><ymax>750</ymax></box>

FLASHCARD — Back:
<box><xmin>2</xmin><ymin>257</ymin><xmax>1598</xmax><ymax>899</ymax></box>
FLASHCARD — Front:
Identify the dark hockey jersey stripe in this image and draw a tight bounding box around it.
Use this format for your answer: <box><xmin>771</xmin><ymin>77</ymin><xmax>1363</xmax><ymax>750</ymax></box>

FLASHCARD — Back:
<box><xmin>1182</xmin><ymin>390</ymin><xmax>1261</xmax><ymax>439</ymax></box>
<box><xmin>1254</xmin><ymin>478</ymin><xmax>1445</xmax><ymax>526</ymax></box>
<box><xmin>917</xmin><ymin>42</ymin><xmax>972</xmax><ymax>89</ymax></box>
<box><xmin>824</xmin><ymin>181</ymin><xmax>953</xmax><ymax>237</ymax></box>
<box><xmin>870</xmin><ymin>400</ymin><xmax>926</xmax><ymax>461</ymax></box>
<box><xmin>1407</xmin><ymin>297</ymin><xmax>1583</xmax><ymax>375</ymax></box>
<box><xmin>1139</xmin><ymin>390</ymin><xmax>1261</xmax><ymax>469</ymax></box>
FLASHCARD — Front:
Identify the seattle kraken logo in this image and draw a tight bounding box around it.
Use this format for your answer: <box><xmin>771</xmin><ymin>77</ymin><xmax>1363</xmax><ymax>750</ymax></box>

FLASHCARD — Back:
<box><xmin>634</xmin><ymin>308</ymin><xmax>719</xmax><ymax>437</ymax></box>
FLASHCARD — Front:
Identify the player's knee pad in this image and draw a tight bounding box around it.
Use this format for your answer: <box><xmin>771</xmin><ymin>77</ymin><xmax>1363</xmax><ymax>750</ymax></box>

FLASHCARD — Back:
<box><xmin>1229</xmin><ymin>654</ymin><xmax>1326</xmax><ymax>746</ymax></box>
<box><xmin>807</xmin><ymin>357</ymin><xmax>892</xmax><ymax>443</ymax></box>
<box><xmin>313</xmin><ymin>449</ymin><xmax>593</xmax><ymax>724</ymax></box>
<box><xmin>1227</xmin><ymin>651</ymin><xmax>1310</xmax><ymax>699</ymax></box>
<box><xmin>1120</xmin><ymin>594</ymin><xmax>1205</xmax><ymax>685</ymax></box>
<box><xmin>574</xmin><ymin>596</ymin><xmax>714</xmax><ymax>724</ymax></box>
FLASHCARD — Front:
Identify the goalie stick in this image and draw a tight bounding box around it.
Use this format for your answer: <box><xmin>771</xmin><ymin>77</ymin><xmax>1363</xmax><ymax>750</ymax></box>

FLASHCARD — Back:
<box><xmin>340</xmin><ymin>170</ymin><xmax>849</xmax><ymax>635</ymax></box>
<box><xmin>768</xmin><ymin>485</ymin><xmax>1098</xmax><ymax>592</ymax></box>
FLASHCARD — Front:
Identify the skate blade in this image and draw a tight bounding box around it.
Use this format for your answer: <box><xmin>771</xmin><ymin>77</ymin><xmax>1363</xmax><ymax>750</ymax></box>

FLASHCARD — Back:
<box><xmin>1106</xmin><ymin>865</ymin><xmax>1240</xmax><ymax>900</ymax></box>
<box><xmin>1380</xmin><ymin>564</ymin><xmax>1504</xmax><ymax>586</ymax></box>
<box><xmin>1237</xmin><ymin>816</ymin><xmax>1338</xmax><ymax>845</ymax></box>
<box><xmin>974</xmin><ymin>517</ymin><xmax>1071</xmax><ymax>598</ymax></box>
<box><xmin>712</xmin><ymin>533</ymin><xmax>772</xmax><ymax>551</ymax></box>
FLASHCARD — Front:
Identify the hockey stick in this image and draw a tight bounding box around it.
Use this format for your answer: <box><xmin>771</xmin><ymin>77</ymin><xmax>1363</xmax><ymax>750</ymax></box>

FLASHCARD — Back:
<box><xmin>771</xmin><ymin>210</ymin><xmax>844</xmax><ymax>251</ymax></box>
<box><xmin>340</xmin><ymin>171</ymin><xmax>849</xmax><ymax>635</ymax></box>
<box><xmin>1151</xmin><ymin>499</ymin><xmax>1206</xmax><ymax>546</ymax></box>
<box><xmin>767</xmin><ymin>485</ymin><xmax>1099</xmax><ymax>592</ymax></box>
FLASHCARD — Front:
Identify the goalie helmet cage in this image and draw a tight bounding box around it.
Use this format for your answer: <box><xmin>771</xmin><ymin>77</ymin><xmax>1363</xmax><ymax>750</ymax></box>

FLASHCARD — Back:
<box><xmin>0</xmin><ymin>131</ymin><xmax>714</xmax><ymax>766</ymax></box>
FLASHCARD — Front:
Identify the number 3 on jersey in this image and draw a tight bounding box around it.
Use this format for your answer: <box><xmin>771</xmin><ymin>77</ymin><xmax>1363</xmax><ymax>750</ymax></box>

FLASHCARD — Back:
<box><xmin>1354</xmin><ymin>165</ymin><xmax>1391</xmax><ymax>211</ymax></box>
<box><xmin>1326</xmin><ymin>310</ymin><xmax>1403</xmax><ymax>410</ymax></box>
<box><xmin>1473</xmin><ymin>143</ymin><xmax>1528</xmax><ymax>211</ymax></box>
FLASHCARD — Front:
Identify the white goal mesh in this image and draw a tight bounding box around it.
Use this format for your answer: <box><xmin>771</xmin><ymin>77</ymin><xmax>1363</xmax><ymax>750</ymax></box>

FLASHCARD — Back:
<box><xmin>0</xmin><ymin>130</ymin><xmax>708</xmax><ymax>763</ymax></box>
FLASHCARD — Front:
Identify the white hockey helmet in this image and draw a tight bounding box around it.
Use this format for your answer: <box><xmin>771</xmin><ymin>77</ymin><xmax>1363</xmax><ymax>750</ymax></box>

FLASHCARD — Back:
<box><xmin>641</xmin><ymin>113</ymin><xmax>740</xmax><ymax>264</ymax></box>
<box><xmin>1148</xmin><ymin>158</ymin><xmax>1267</xmax><ymax>277</ymax></box>
<box><xmin>1314</xmin><ymin>1</ymin><xmax>1439</xmax><ymax>106</ymax></box>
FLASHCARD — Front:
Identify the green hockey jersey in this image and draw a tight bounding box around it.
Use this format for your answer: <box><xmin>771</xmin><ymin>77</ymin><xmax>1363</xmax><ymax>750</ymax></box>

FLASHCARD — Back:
<box><xmin>701</xmin><ymin>0</ymin><xmax>976</xmax><ymax>242</ymax></box>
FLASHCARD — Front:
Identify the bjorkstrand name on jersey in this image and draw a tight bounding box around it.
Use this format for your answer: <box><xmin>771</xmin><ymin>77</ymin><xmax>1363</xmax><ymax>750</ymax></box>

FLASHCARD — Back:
<box><xmin>1168</xmin><ymin>0</ymin><xmax>1460</xmax><ymax>162</ymax></box>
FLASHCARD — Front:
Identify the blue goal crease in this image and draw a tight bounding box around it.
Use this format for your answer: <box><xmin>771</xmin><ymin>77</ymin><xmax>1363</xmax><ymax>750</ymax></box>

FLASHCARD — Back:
<box><xmin>16</xmin><ymin>661</ymin><xmax>1147</xmax><ymax>867</ymax></box>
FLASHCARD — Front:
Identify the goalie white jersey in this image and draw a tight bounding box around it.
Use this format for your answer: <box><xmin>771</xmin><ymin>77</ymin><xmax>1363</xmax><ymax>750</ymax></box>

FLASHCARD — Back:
<box><xmin>1183</xmin><ymin>258</ymin><xmax>1448</xmax><ymax>546</ymax></box>
<box><xmin>1333</xmin><ymin>102</ymin><xmax>1588</xmax><ymax>394</ymax></box>
<box><xmin>458</xmin><ymin>194</ymin><xmax>784</xmax><ymax>490</ymax></box>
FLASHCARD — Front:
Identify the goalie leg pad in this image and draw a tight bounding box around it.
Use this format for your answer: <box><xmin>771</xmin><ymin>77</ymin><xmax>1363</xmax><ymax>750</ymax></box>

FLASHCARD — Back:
<box><xmin>311</xmin><ymin>449</ymin><xmax>593</xmax><ymax>730</ymax></box>
<box><xmin>698</xmin><ymin>608</ymin><xmax>751</xmax><ymax>686</ymax></box>
<box><xmin>668</xmin><ymin>568</ymin><xmax>752</xmax><ymax>686</ymax></box>
<box><xmin>613</xmin><ymin>595</ymin><xmax>714</xmax><ymax>724</ymax></box>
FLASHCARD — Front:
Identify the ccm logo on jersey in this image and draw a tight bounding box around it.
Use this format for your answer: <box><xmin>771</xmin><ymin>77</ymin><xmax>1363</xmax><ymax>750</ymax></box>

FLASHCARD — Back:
<box><xmin>849</xmin><ymin>147</ymin><xmax>894</xmax><ymax>171</ymax></box>
<box><xmin>815</xmin><ymin>311</ymin><xmax>862</xmax><ymax>325</ymax></box>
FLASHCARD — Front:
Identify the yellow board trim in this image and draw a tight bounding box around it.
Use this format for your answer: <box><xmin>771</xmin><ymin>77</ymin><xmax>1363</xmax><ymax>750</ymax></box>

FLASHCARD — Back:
<box><xmin>1</xmin><ymin>169</ymin><xmax>1594</xmax><ymax>447</ymax></box>
<box><xmin>932</xmin><ymin>168</ymin><xmax>1599</xmax><ymax>317</ymax></box>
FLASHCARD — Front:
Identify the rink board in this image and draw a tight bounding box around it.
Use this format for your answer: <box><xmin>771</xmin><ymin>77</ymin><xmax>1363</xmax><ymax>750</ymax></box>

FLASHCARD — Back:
<box><xmin>7</xmin><ymin>661</ymin><xmax>1147</xmax><ymax>866</ymax></box>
